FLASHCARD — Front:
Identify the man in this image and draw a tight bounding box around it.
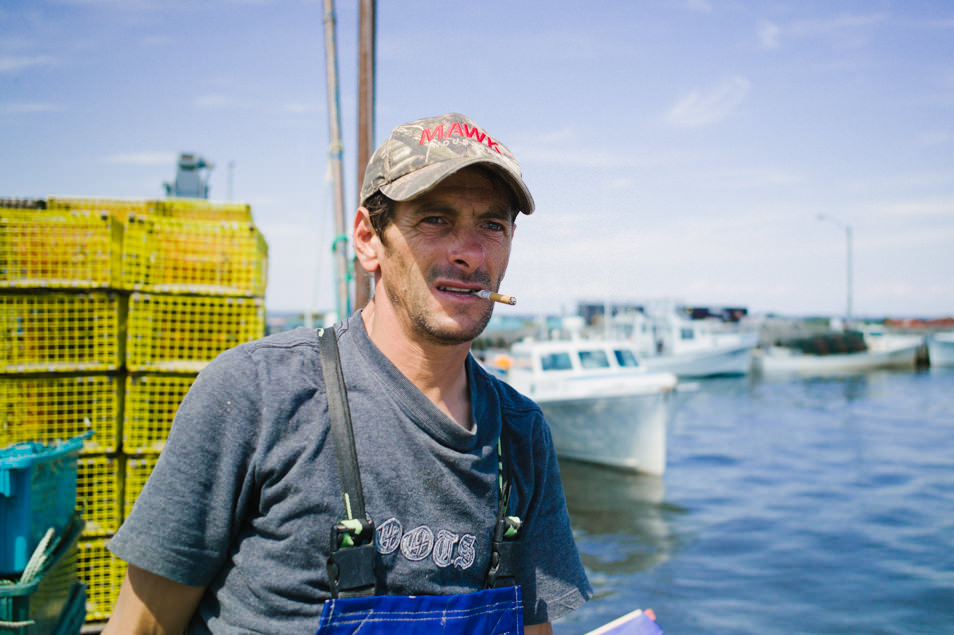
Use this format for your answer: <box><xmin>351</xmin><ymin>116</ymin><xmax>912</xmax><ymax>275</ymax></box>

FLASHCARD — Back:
<box><xmin>105</xmin><ymin>113</ymin><xmax>591</xmax><ymax>633</ymax></box>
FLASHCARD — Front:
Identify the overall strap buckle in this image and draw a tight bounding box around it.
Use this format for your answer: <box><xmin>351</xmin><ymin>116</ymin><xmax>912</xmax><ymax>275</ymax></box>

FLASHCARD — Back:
<box><xmin>486</xmin><ymin>515</ymin><xmax>522</xmax><ymax>589</ymax></box>
<box><xmin>328</xmin><ymin>518</ymin><xmax>377</xmax><ymax>598</ymax></box>
<box><xmin>485</xmin><ymin>429</ymin><xmax>523</xmax><ymax>590</ymax></box>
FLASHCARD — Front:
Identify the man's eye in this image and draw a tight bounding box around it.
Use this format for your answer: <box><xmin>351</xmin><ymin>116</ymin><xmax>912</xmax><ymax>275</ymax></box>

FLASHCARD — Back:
<box><xmin>485</xmin><ymin>221</ymin><xmax>506</xmax><ymax>232</ymax></box>
<box><xmin>421</xmin><ymin>216</ymin><xmax>446</xmax><ymax>225</ymax></box>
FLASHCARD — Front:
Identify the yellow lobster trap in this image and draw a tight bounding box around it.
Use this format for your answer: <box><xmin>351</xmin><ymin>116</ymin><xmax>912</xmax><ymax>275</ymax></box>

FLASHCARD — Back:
<box><xmin>123</xmin><ymin>373</ymin><xmax>196</xmax><ymax>454</ymax></box>
<box><xmin>0</xmin><ymin>292</ymin><xmax>125</xmax><ymax>374</ymax></box>
<box><xmin>0</xmin><ymin>373</ymin><xmax>122</xmax><ymax>453</ymax></box>
<box><xmin>126</xmin><ymin>293</ymin><xmax>264</xmax><ymax>372</ymax></box>
<box><xmin>121</xmin><ymin>216</ymin><xmax>267</xmax><ymax>296</ymax></box>
<box><xmin>0</xmin><ymin>208</ymin><xmax>123</xmax><ymax>289</ymax></box>
<box><xmin>77</xmin><ymin>455</ymin><xmax>124</xmax><ymax>537</ymax></box>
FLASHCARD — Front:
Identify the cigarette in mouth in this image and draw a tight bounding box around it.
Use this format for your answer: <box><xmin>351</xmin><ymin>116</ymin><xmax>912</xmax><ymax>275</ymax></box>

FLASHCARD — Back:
<box><xmin>473</xmin><ymin>289</ymin><xmax>517</xmax><ymax>306</ymax></box>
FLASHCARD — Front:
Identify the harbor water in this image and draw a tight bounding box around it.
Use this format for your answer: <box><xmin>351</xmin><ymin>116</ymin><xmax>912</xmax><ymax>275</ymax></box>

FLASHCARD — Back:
<box><xmin>553</xmin><ymin>367</ymin><xmax>954</xmax><ymax>634</ymax></box>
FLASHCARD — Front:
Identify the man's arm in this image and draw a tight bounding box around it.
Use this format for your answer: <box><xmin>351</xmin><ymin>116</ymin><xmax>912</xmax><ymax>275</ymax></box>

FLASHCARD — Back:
<box><xmin>526</xmin><ymin>623</ymin><xmax>554</xmax><ymax>635</ymax></box>
<box><xmin>103</xmin><ymin>564</ymin><xmax>205</xmax><ymax>635</ymax></box>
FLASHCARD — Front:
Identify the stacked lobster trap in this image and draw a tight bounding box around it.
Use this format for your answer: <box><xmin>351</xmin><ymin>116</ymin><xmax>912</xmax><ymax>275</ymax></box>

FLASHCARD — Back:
<box><xmin>0</xmin><ymin>196</ymin><xmax>267</xmax><ymax>627</ymax></box>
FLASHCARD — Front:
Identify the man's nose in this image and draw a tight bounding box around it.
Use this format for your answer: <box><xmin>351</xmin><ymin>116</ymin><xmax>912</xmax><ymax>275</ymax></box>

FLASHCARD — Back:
<box><xmin>447</xmin><ymin>227</ymin><xmax>485</xmax><ymax>271</ymax></box>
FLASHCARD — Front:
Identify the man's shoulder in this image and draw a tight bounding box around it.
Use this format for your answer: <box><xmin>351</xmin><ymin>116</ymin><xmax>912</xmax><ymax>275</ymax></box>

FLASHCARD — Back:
<box><xmin>202</xmin><ymin>327</ymin><xmax>320</xmax><ymax>379</ymax></box>
<box><xmin>247</xmin><ymin>326</ymin><xmax>321</xmax><ymax>351</ymax></box>
<box><xmin>471</xmin><ymin>357</ymin><xmax>543</xmax><ymax>419</ymax></box>
<box><xmin>218</xmin><ymin>327</ymin><xmax>321</xmax><ymax>364</ymax></box>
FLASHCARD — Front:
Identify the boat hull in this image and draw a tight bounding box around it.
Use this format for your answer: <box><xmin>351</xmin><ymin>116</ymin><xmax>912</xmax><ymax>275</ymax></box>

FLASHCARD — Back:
<box><xmin>927</xmin><ymin>332</ymin><xmax>954</xmax><ymax>368</ymax></box>
<box><xmin>504</xmin><ymin>337</ymin><xmax>677</xmax><ymax>476</ymax></box>
<box><xmin>534</xmin><ymin>388</ymin><xmax>673</xmax><ymax>476</ymax></box>
<box><xmin>641</xmin><ymin>344</ymin><xmax>753</xmax><ymax>378</ymax></box>
<box><xmin>752</xmin><ymin>344</ymin><xmax>920</xmax><ymax>376</ymax></box>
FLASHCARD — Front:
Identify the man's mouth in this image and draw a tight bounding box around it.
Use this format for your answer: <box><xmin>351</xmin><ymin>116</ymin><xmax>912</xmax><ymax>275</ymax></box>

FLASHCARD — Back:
<box><xmin>437</xmin><ymin>285</ymin><xmax>478</xmax><ymax>297</ymax></box>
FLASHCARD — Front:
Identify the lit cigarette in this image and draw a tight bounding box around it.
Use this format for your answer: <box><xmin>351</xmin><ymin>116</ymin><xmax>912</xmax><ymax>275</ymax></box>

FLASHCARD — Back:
<box><xmin>473</xmin><ymin>289</ymin><xmax>517</xmax><ymax>305</ymax></box>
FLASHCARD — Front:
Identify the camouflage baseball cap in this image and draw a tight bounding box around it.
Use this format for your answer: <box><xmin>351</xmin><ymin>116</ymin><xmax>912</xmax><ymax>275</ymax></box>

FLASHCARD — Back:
<box><xmin>359</xmin><ymin>113</ymin><xmax>535</xmax><ymax>214</ymax></box>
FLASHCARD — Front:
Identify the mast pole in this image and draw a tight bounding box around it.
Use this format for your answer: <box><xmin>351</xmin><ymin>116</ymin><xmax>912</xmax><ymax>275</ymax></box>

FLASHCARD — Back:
<box><xmin>322</xmin><ymin>0</ymin><xmax>351</xmax><ymax>320</ymax></box>
<box><xmin>354</xmin><ymin>0</ymin><xmax>376</xmax><ymax>310</ymax></box>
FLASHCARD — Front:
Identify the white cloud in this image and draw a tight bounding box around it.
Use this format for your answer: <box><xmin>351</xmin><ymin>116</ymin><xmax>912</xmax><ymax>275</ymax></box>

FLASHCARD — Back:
<box><xmin>758</xmin><ymin>20</ymin><xmax>781</xmax><ymax>50</ymax></box>
<box><xmin>521</xmin><ymin>143</ymin><xmax>689</xmax><ymax>170</ymax></box>
<box><xmin>280</xmin><ymin>101</ymin><xmax>320</xmax><ymax>115</ymax></box>
<box><xmin>785</xmin><ymin>13</ymin><xmax>888</xmax><ymax>49</ymax></box>
<box><xmin>872</xmin><ymin>197</ymin><xmax>954</xmax><ymax>218</ymax></box>
<box><xmin>0</xmin><ymin>55</ymin><xmax>56</xmax><ymax>73</ymax></box>
<box><xmin>608</xmin><ymin>177</ymin><xmax>635</xmax><ymax>190</ymax></box>
<box><xmin>794</xmin><ymin>13</ymin><xmax>887</xmax><ymax>34</ymax></box>
<box><xmin>104</xmin><ymin>152</ymin><xmax>177</xmax><ymax>166</ymax></box>
<box><xmin>863</xmin><ymin>225</ymin><xmax>954</xmax><ymax>250</ymax></box>
<box><xmin>685</xmin><ymin>0</ymin><xmax>712</xmax><ymax>13</ymax></box>
<box><xmin>693</xmin><ymin>166</ymin><xmax>804</xmax><ymax>189</ymax></box>
<box><xmin>194</xmin><ymin>94</ymin><xmax>242</xmax><ymax>110</ymax></box>
<box><xmin>221</xmin><ymin>0</ymin><xmax>282</xmax><ymax>6</ymax></box>
<box><xmin>534</xmin><ymin>127</ymin><xmax>574</xmax><ymax>144</ymax></box>
<box><xmin>505</xmin><ymin>213</ymin><xmax>820</xmax><ymax>315</ymax></box>
<box><xmin>665</xmin><ymin>76</ymin><xmax>751</xmax><ymax>128</ymax></box>
<box><xmin>56</xmin><ymin>0</ymin><xmax>164</xmax><ymax>8</ymax></box>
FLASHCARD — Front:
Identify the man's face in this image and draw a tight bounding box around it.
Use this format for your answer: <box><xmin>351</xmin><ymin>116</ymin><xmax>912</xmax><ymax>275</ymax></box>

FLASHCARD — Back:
<box><xmin>378</xmin><ymin>167</ymin><xmax>516</xmax><ymax>345</ymax></box>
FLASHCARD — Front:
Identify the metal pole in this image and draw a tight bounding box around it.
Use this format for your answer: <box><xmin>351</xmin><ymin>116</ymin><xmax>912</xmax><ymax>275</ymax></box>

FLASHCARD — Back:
<box><xmin>818</xmin><ymin>214</ymin><xmax>853</xmax><ymax>327</ymax></box>
<box><xmin>322</xmin><ymin>0</ymin><xmax>351</xmax><ymax>320</ymax></box>
<box><xmin>354</xmin><ymin>0</ymin><xmax>376</xmax><ymax>310</ymax></box>
<box><xmin>845</xmin><ymin>224</ymin><xmax>853</xmax><ymax>326</ymax></box>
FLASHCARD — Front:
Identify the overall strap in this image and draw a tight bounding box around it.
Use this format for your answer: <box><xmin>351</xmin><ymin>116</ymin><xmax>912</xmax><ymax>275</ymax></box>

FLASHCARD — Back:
<box><xmin>485</xmin><ymin>432</ymin><xmax>523</xmax><ymax>589</ymax></box>
<box><xmin>317</xmin><ymin>327</ymin><xmax>377</xmax><ymax>598</ymax></box>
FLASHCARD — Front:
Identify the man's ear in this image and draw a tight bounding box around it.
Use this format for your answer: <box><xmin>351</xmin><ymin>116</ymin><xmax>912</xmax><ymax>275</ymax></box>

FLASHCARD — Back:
<box><xmin>353</xmin><ymin>207</ymin><xmax>381</xmax><ymax>274</ymax></box>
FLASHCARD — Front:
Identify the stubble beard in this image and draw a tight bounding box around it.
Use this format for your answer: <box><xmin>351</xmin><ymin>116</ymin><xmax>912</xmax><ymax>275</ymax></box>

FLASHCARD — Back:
<box><xmin>413</xmin><ymin>302</ymin><xmax>495</xmax><ymax>345</ymax></box>
<box><xmin>384</xmin><ymin>268</ymin><xmax>498</xmax><ymax>346</ymax></box>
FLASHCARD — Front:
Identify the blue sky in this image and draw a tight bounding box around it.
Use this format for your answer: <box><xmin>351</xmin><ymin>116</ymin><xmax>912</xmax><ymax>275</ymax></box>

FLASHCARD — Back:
<box><xmin>2</xmin><ymin>0</ymin><xmax>953</xmax><ymax>319</ymax></box>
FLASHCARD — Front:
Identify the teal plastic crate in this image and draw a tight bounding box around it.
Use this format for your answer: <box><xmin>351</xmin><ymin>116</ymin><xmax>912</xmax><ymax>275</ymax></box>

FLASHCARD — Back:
<box><xmin>50</xmin><ymin>581</ymin><xmax>86</xmax><ymax>635</ymax></box>
<box><xmin>0</xmin><ymin>436</ymin><xmax>85</xmax><ymax>576</ymax></box>
<box><xmin>0</xmin><ymin>514</ymin><xmax>83</xmax><ymax>634</ymax></box>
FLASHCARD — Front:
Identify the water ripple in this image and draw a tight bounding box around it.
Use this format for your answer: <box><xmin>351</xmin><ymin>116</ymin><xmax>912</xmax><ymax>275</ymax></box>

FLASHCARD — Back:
<box><xmin>555</xmin><ymin>370</ymin><xmax>954</xmax><ymax>634</ymax></box>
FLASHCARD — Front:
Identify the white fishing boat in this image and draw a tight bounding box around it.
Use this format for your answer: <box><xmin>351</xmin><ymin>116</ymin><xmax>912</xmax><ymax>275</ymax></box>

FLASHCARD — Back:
<box><xmin>861</xmin><ymin>326</ymin><xmax>924</xmax><ymax>358</ymax></box>
<box><xmin>927</xmin><ymin>331</ymin><xmax>954</xmax><ymax>368</ymax></box>
<box><xmin>612</xmin><ymin>309</ymin><xmax>758</xmax><ymax>378</ymax></box>
<box><xmin>501</xmin><ymin>337</ymin><xmax>677</xmax><ymax>476</ymax></box>
<box><xmin>752</xmin><ymin>330</ymin><xmax>921</xmax><ymax>377</ymax></box>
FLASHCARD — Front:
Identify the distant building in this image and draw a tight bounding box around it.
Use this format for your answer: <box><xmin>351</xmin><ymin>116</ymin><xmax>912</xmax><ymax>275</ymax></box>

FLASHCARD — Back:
<box><xmin>164</xmin><ymin>153</ymin><xmax>214</xmax><ymax>199</ymax></box>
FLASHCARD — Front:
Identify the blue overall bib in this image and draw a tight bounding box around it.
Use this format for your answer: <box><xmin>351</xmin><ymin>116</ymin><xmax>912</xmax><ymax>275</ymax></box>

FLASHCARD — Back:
<box><xmin>316</xmin><ymin>328</ymin><xmax>524</xmax><ymax>635</ymax></box>
<box><xmin>315</xmin><ymin>586</ymin><xmax>523</xmax><ymax>634</ymax></box>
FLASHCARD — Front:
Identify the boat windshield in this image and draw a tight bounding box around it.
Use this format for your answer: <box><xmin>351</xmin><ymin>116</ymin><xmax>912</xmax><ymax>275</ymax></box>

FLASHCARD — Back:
<box><xmin>541</xmin><ymin>352</ymin><xmax>573</xmax><ymax>371</ymax></box>
<box><xmin>578</xmin><ymin>350</ymin><xmax>610</xmax><ymax>369</ymax></box>
<box><xmin>613</xmin><ymin>348</ymin><xmax>640</xmax><ymax>368</ymax></box>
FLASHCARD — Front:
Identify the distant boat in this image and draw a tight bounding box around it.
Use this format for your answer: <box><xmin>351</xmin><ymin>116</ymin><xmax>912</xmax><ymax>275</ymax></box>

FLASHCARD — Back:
<box><xmin>500</xmin><ymin>337</ymin><xmax>677</xmax><ymax>475</ymax></box>
<box><xmin>860</xmin><ymin>326</ymin><xmax>925</xmax><ymax>357</ymax></box>
<box><xmin>611</xmin><ymin>309</ymin><xmax>758</xmax><ymax>378</ymax></box>
<box><xmin>752</xmin><ymin>329</ymin><xmax>921</xmax><ymax>376</ymax></box>
<box><xmin>927</xmin><ymin>331</ymin><xmax>954</xmax><ymax>368</ymax></box>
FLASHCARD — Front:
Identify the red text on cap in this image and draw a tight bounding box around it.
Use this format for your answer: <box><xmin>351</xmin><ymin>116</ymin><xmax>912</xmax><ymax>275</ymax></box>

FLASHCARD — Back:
<box><xmin>419</xmin><ymin>123</ymin><xmax>501</xmax><ymax>154</ymax></box>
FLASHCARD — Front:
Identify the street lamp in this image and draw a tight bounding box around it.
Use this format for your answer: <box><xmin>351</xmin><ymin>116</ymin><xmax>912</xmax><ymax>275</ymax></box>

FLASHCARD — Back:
<box><xmin>817</xmin><ymin>214</ymin><xmax>853</xmax><ymax>328</ymax></box>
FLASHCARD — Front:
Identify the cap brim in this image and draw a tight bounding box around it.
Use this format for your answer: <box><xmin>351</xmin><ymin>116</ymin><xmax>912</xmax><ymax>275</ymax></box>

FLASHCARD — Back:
<box><xmin>380</xmin><ymin>157</ymin><xmax>535</xmax><ymax>215</ymax></box>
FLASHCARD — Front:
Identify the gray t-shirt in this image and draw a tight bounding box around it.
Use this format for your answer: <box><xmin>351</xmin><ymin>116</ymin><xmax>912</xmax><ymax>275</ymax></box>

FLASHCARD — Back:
<box><xmin>110</xmin><ymin>311</ymin><xmax>591</xmax><ymax>632</ymax></box>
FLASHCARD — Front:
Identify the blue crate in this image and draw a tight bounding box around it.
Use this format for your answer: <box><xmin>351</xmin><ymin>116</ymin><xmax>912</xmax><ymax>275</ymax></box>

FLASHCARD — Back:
<box><xmin>0</xmin><ymin>435</ymin><xmax>86</xmax><ymax>577</ymax></box>
<box><xmin>0</xmin><ymin>513</ymin><xmax>83</xmax><ymax>634</ymax></box>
